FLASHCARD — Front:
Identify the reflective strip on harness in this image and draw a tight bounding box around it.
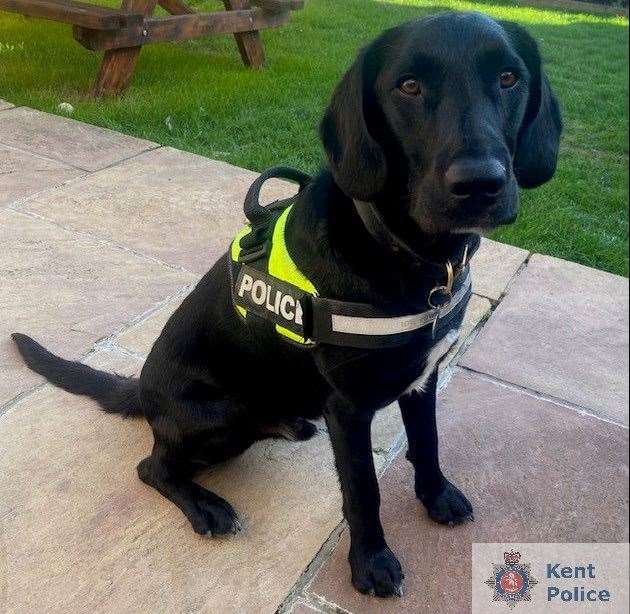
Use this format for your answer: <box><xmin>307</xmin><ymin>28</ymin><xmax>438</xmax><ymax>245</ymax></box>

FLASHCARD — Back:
<box><xmin>330</xmin><ymin>273</ymin><xmax>471</xmax><ymax>336</ymax></box>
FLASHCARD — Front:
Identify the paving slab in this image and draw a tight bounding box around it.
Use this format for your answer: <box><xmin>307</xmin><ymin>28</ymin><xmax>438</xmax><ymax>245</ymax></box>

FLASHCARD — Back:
<box><xmin>310</xmin><ymin>370</ymin><xmax>629</xmax><ymax>614</ymax></box>
<box><xmin>21</xmin><ymin>147</ymin><xmax>296</xmax><ymax>273</ymax></box>
<box><xmin>0</xmin><ymin>209</ymin><xmax>195</xmax><ymax>408</ymax></box>
<box><xmin>442</xmin><ymin>294</ymin><xmax>492</xmax><ymax>370</ymax></box>
<box><xmin>370</xmin><ymin>404</ymin><xmax>404</xmax><ymax>460</ymax></box>
<box><xmin>0</xmin><ymin>348</ymin><xmax>347</xmax><ymax>614</ymax></box>
<box><xmin>117</xmin><ymin>295</ymin><xmax>187</xmax><ymax>356</ymax></box>
<box><xmin>461</xmin><ymin>254</ymin><xmax>629</xmax><ymax>424</ymax></box>
<box><xmin>0</xmin><ymin>107</ymin><xmax>156</xmax><ymax>172</ymax></box>
<box><xmin>0</xmin><ymin>145</ymin><xmax>84</xmax><ymax>207</ymax></box>
<box><xmin>0</xmin><ymin>100</ymin><xmax>14</xmax><ymax>111</ymax></box>
<box><xmin>471</xmin><ymin>238</ymin><xmax>529</xmax><ymax>301</ymax></box>
<box><xmin>289</xmin><ymin>603</ymin><xmax>324</xmax><ymax>614</ymax></box>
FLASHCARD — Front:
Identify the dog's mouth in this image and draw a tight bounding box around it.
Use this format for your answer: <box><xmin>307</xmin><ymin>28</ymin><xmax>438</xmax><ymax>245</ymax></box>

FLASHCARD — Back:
<box><xmin>411</xmin><ymin>176</ymin><xmax>520</xmax><ymax>236</ymax></box>
<box><xmin>450</xmin><ymin>201</ymin><xmax>519</xmax><ymax>234</ymax></box>
<box><xmin>411</xmin><ymin>203</ymin><xmax>518</xmax><ymax>237</ymax></box>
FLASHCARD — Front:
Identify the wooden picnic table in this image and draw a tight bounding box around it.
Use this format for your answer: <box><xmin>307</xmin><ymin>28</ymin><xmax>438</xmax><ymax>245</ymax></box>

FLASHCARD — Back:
<box><xmin>0</xmin><ymin>0</ymin><xmax>304</xmax><ymax>96</ymax></box>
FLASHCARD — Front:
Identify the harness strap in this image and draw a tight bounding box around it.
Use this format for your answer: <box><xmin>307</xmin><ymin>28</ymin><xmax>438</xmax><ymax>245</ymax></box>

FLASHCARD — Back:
<box><xmin>308</xmin><ymin>270</ymin><xmax>471</xmax><ymax>349</ymax></box>
<box><xmin>232</xmin><ymin>247</ymin><xmax>472</xmax><ymax>349</ymax></box>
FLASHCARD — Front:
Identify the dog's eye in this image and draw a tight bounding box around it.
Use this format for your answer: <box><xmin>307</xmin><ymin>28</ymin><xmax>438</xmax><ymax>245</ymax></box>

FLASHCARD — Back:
<box><xmin>399</xmin><ymin>78</ymin><xmax>421</xmax><ymax>96</ymax></box>
<box><xmin>500</xmin><ymin>71</ymin><xmax>519</xmax><ymax>89</ymax></box>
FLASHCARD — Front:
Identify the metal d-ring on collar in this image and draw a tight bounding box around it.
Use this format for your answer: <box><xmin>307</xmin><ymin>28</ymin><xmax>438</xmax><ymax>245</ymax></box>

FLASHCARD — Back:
<box><xmin>352</xmin><ymin>199</ymin><xmax>472</xmax><ymax>337</ymax></box>
<box><xmin>428</xmin><ymin>244</ymin><xmax>470</xmax><ymax>307</ymax></box>
<box><xmin>428</xmin><ymin>260</ymin><xmax>455</xmax><ymax>308</ymax></box>
<box><xmin>428</xmin><ymin>244</ymin><xmax>470</xmax><ymax>337</ymax></box>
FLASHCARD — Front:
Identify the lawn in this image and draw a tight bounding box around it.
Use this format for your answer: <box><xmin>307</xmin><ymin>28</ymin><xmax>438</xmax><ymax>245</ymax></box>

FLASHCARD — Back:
<box><xmin>0</xmin><ymin>0</ymin><xmax>628</xmax><ymax>275</ymax></box>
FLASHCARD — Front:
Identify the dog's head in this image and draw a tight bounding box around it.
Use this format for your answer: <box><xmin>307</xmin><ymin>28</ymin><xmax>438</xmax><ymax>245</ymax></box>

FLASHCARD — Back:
<box><xmin>320</xmin><ymin>12</ymin><xmax>562</xmax><ymax>234</ymax></box>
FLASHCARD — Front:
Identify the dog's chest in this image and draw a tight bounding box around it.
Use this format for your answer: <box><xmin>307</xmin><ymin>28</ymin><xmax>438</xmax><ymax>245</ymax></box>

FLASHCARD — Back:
<box><xmin>404</xmin><ymin>328</ymin><xmax>459</xmax><ymax>394</ymax></box>
<box><xmin>317</xmin><ymin>326</ymin><xmax>461</xmax><ymax>407</ymax></box>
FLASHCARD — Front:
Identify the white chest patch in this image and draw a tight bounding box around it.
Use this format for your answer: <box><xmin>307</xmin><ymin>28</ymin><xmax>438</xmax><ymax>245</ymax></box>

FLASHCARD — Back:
<box><xmin>405</xmin><ymin>328</ymin><xmax>460</xmax><ymax>394</ymax></box>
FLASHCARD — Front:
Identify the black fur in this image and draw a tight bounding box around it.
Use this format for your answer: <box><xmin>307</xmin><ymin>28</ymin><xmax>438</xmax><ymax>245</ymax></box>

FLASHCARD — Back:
<box><xmin>501</xmin><ymin>21</ymin><xmax>563</xmax><ymax>188</ymax></box>
<box><xmin>11</xmin><ymin>333</ymin><xmax>141</xmax><ymax>417</ymax></box>
<box><xmin>12</xmin><ymin>12</ymin><xmax>561</xmax><ymax>598</ymax></box>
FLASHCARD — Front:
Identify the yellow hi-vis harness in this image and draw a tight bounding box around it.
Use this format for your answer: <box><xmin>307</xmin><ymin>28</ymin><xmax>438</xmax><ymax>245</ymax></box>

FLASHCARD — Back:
<box><xmin>229</xmin><ymin>167</ymin><xmax>473</xmax><ymax>349</ymax></box>
<box><xmin>231</xmin><ymin>204</ymin><xmax>317</xmax><ymax>345</ymax></box>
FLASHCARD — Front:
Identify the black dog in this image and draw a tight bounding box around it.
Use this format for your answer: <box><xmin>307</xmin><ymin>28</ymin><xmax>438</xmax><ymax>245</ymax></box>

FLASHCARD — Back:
<box><xmin>12</xmin><ymin>12</ymin><xmax>561</xmax><ymax>598</ymax></box>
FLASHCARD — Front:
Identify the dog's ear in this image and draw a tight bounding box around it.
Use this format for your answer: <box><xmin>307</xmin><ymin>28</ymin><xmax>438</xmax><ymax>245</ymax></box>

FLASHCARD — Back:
<box><xmin>502</xmin><ymin>21</ymin><xmax>563</xmax><ymax>189</ymax></box>
<box><xmin>320</xmin><ymin>50</ymin><xmax>387</xmax><ymax>201</ymax></box>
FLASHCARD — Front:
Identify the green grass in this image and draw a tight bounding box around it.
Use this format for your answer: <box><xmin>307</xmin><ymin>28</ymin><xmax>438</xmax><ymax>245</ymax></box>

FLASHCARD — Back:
<box><xmin>0</xmin><ymin>0</ymin><xmax>628</xmax><ymax>275</ymax></box>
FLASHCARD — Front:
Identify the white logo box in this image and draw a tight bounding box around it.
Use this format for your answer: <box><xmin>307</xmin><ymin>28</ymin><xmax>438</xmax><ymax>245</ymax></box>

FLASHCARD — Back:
<box><xmin>472</xmin><ymin>543</ymin><xmax>629</xmax><ymax>614</ymax></box>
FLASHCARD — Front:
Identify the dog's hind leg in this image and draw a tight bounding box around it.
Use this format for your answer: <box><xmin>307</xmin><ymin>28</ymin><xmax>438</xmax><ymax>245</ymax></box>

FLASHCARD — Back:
<box><xmin>137</xmin><ymin>396</ymin><xmax>253</xmax><ymax>536</ymax></box>
<box><xmin>137</xmin><ymin>438</ymin><xmax>242</xmax><ymax>536</ymax></box>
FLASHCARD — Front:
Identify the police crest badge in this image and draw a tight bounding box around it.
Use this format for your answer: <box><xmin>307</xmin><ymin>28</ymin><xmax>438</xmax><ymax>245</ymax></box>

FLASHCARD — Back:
<box><xmin>484</xmin><ymin>549</ymin><xmax>538</xmax><ymax>609</ymax></box>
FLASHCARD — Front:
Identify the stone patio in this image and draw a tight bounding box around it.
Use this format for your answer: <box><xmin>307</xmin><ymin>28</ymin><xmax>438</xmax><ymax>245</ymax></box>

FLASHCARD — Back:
<box><xmin>0</xmin><ymin>105</ymin><xmax>627</xmax><ymax>614</ymax></box>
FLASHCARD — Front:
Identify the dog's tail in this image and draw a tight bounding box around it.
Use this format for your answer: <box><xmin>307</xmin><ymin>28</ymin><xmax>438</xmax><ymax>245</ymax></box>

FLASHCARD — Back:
<box><xmin>11</xmin><ymin>333</ymin><xmax>143</xmax><ymax>418</ymax></box>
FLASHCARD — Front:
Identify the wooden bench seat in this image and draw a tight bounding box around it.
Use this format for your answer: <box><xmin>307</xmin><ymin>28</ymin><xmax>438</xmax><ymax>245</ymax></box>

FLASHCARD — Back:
<box><xmin>252</xmin><ymin>0</ymin><xmax>304</xmax><ymax>12</ymax></box>
<box><xmin>0</xmin><ymin>0</ymin><xmax>141</xmax><ymax>29</ymax></box>
<box><xmin>74</xmin><ymin>8</ymin><xmax>291</xmax><ymax>51</ymax></box>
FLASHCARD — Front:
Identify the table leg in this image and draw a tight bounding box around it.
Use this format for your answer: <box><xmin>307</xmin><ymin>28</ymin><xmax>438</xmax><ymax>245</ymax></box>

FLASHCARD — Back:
<box><xmin>92</xmin><ymin>0</ymin><xmax>157</xmax><ymax>96</ymax></box>
<box><xmin>222</xmin><ymin>0</ymin><xmax>265</xmax><ymax>68</ymax></box>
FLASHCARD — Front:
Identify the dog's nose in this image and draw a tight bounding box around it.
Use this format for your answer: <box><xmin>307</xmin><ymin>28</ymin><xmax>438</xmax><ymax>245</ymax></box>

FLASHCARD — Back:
<box><xmin>445</xmin><ymin>157</ymin><xmax>507</xmax><ymax>199</ymax></box>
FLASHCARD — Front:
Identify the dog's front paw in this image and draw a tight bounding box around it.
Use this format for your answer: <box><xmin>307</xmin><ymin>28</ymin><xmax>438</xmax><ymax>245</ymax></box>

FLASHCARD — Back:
<box><xmin>349</xmin><ymin>545</ymin><xmax>404</xmax><ymax>598</ymax></box>
<box><xmin>286</xmin><ymin>417</ymin><xmax>319</xmax><ymax>441</ymax></box>
<box><xmin>418</xmin><ymin>479</ymin><xmax>474</xmax><ymax>526</ymax></box>
<box><xmin>188</xmin><ymin>485</ymin><xmax>242</xmax><ymax>537</ymax></box>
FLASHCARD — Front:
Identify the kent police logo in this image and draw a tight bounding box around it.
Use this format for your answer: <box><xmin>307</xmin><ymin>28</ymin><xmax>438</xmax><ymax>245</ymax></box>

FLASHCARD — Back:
<box><xmin>484</xmin><ymin>550</ymin><xmax>538</xmax><ymax>609</ymax></box>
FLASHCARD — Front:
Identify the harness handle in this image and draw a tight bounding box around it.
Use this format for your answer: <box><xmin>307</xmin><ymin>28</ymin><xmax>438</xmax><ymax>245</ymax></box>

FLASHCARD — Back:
<box><xmin>244</xmin><ymin>166</ymin><xmax>312</xmax><ymax>227</ymax></box>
